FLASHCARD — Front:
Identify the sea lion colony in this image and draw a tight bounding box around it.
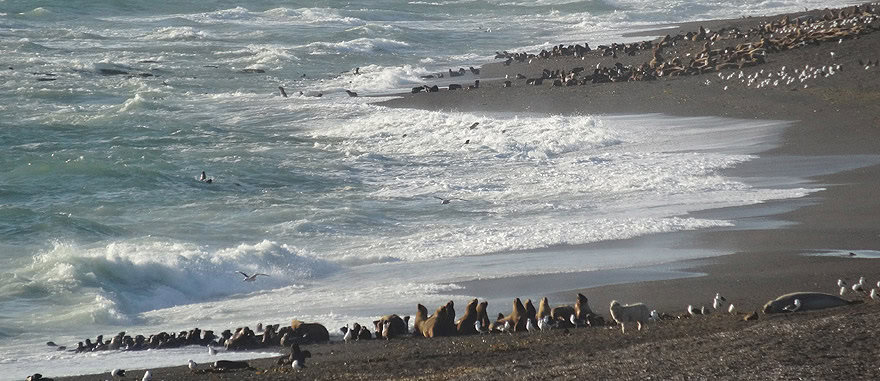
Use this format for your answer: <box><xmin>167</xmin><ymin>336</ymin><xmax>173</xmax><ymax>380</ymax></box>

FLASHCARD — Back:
<box><xmin>415</xmin><ymin>4</ymin><xmax>879</xmax><ymax>90</ymax></box>
<box><xmin>54</xmin><ymin>278</ymin><xmax>877</xmax><ymax>358</ymax></box>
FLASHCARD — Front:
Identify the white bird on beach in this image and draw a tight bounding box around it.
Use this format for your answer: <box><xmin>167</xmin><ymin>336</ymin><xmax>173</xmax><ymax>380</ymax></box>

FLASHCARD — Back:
<box><xmin>783</xmin><ymin>299</ymin><xmax>802</xmax><ymax>312</ymax></box>
<box><xmin>237</xmin><ymin>271</ymin><xmax>269</xmax><ymax>282</ymax></box>
<box><xmin>503</xmin><ymin>320</ymin><xmax>512</xmax><ymax>334</ymax></box>
<box><xmin>713</xmin><ymin>293</ymin><xmax>726</xmax><ymax>310</ymax></box>
<box><xmin>701</xmin><ymin>306</ymin><xmax>710</xmax><ymax>315</ymax></box>
<box><xmin>208</xmin><ymin>345</ymin><xmax>216</xmax><ymax>355</ymax></box>
<box><xmin>292</xmin><ymin>359</ymin><xmax>304</xmax><ymax>370</ymax></box>
<box><xmin>188</xmin><ymin>360</ymin><xmax>196</xmax><ymax>371</ymax></box>
<box><xmin>687</xmin><ymin>305</ymin><xmax>699</xmax><ymax>316</ymax></box>
<box><xmin>650</xmin><ymin>310</ymin><xmax>660</xmax><ymax>321</ymax></box>
<box><xmin>111</xmin><ymin>369</ymin><xmax>125</xmax><ymax>378</ymax></box>
<box><xmin>876</xmin><ymin>281</ymin><xmax>880</xmax><ymax>289</ymax></box>
<box><xmin>852</xmin><ymin>282</ymin><xmax>864</xmax><ymax>293</ymax></box>
<box><xmin>526</xmin><ymin>318</ymin><xmax>536</xmax><ymax>333</ymax></box>
<box><xmin>728</xmin><ymin>304</ymin><xmax>736</xmax><ymax>314</ymax></box>
<box><xmin>142</xmin><ymin>370</ymin><xmax>152</xmax><ymax>381</ymax></box>
<box><xmin>475</xmin><ymin>320</ymin><xmax>488</xmax><ymax>334</ymax></box>
<box><xmin>569</xmin><ymin>314</ymin><xmax>579</xmax><ymax>327</ymax></box>
<box><xmin>343</xmin><ymin>324</ymin><xmax>353</xmax><ymax>343</ymax></box>
<box><xmin>838</xmin><ymin>279</ymin><xmax>847</xmax><ymax>288</ymax></box>
<box><xmin>871</xmin><ymin>288</ymin><xmax>879</xmax><ymax>302</ymax></box>
<box><xmin>840</xmin><ymin>286</ymin><xmax>847</xmax><ymax>296</ymax></box>
<box><xmin>538</xmin><ymin>316</ymin><xmax>551</xmax><ymax>331</ymax></box>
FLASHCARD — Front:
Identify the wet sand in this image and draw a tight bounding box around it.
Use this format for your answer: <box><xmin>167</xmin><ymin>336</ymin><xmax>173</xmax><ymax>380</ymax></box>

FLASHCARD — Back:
<box><xmin>54</xmin><ymin>4</ymin><xmax>880</xmax><ymax>380</ymax></box>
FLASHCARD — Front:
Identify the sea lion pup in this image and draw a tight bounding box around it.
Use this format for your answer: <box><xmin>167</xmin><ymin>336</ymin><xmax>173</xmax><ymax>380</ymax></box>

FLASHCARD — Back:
<box><xmin>455</xmin><ymin>299</ymin><xmax>480</xmax><ymax>335</ymax></box>
<box><xmin>537</xmin><ymin>297</ymin><xmax>551</xmax><ymax>319</ymax></box>
<box><xmin>609</xmin><ymin>300</ymin><xmax>651</xmax><ymax>334</ymax></box>
<box><xmin>762</xmin><ymin>292</ymin><xmax>856</xmax><ymax>314</ymax></box>
<box><xmin>373</xmin><ymin>314</ymin><xmax>408</xmax><ymax>339</ymax></box>
<box><xmin>495</xmin><ymin>298</ymin><xmax>527</xmax><ymax>332</ymax></box>
<box><xmin>476</xmin><ymin>301</ymin><xmax>490</xmax><ymax>331</ymax></box>
<box><xmin>290</xmin><ymin>320</ymin><xmax>329</xmax><ymax>344</ymax></box>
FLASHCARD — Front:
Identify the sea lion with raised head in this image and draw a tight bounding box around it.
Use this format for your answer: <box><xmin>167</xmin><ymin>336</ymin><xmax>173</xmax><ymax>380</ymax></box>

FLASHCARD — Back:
<box><xmin>476</xmin><ymin>301</ymin><xmax>490</xmax><ymax>330</ymax></box>
<box><xmin>495</xmin><ymin>298</ymin><xmax>527</xmax><ymax>332</ymax></box>
<box><xmin>762</xmin><ymin>292</ymin><xmax>856</xmax><ymax>314</ymax></box>
<box><xmin>455</xmin><ymin>299</ymin><xmax>479</xmax><ymax>335</ymax></box>
<box><xmin>524</xmin><ymin>299</ymin><xmax>537</xmax><ymax>324</ymax></box>
<box><xmin>537</xmin><ymin>297</ymin><xmax>551</xmax><ymax>319</ymax></box>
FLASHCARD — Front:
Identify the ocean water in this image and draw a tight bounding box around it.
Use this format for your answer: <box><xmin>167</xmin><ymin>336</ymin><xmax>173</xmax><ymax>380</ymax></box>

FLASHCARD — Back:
<box><xmin>0</xmin><ymin>0</ymin><xmax>858</xmax><ymax>378</ymax></box>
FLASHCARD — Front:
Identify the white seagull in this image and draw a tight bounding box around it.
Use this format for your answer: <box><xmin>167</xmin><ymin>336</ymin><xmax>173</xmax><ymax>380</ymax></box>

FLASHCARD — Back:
<box><xmin>728</xmin><ymin>304</ymin><xmax>736</xmax><ymax>314</ymax></box>
<box><xmin>650</xmin><ymin>310</ymin><xmax>660</xmax><ymax>321</ymax></box>
<box><xmin>111</xmin><ymin>369</ymin><xmax>125</xmax><ymax>378</ymax></box>
<box><xmin>142</xmin><ymin>370</ymin><xmax>152</xmax><ymax>381</ymax></box>
<box><xmin>838</xmin><ymin>279</ymin><xmax>847</xmax><ymax>288</ymax></box>
<box><xmin>503</xmin><ymin>320</ymin><xmax>512</xmax><ymax>334</ymax></box>
<box><xmin>713</xmin><ymin>293</ymin><xmax>726</xmax><ymax>310</ymax></box>
<box><xmin>343</xmin><ymin>324</ymin><xmax>353</xmax><ymax>343</ymax></box>
<box><xmin>852</xmin><ymin>282</ymin><xmax>864</xmax><ymax>293</ymax></box>
<box><xmin>475</xmin><ymin>320</ymin><xmax>488</xmax><ymax>334</ymax></box>
<box><xmin>237</xmin><ymin>271</ymin><xmax>269</xmax><ymax>282</ymax></box>
<box><xmin>871</xmin><ymin>289</ymin><xmax>879</xmax><ymax>302</ymax></box>
<box><xmin>208</xmin><ymin>345</ymin><xmax>216</xmax><ymax>355</ymax></box>
<box><xmin>292</xmin><ymin>359</ymin><xmax>304</xmax><ymax>370</ymax></box>
<box><xmin>526</xmin><ymin>318</ymin><xmax>536</xmax><ymax>333</ymax></box>
<box><xmin>687</xmin><ymin>305</ymin><xmax>699</xmax><ymax>316</ymax></box>
<box><xmin>701</xmin><ymin>306</ymin><xmax>710</xmax><ymax>316</ymax></box>
<box><xmin>188</xmin><ymin>359</ymin><xmax>197</xmax><ymax>371</ymax></box>
<box><xmin>877</xmin><ymin>281</ymin><xmax>880</xmax><ymax>289</ymax></box>
<box><xmin>538</xmin><ymin>316</ymin><xmax>551</xmax><ymax>331</ymax></box>
<box><xmin>840</xmin><ymin>286</ymin><xmax>847</xmax><ymax>296</ymax></box>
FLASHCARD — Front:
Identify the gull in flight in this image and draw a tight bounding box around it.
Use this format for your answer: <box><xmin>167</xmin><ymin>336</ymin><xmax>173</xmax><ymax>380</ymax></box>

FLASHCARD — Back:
<box><xmin>237</xmin><ymin>271</ymin><xmax>269</xmax><ymax>282</ymax></box>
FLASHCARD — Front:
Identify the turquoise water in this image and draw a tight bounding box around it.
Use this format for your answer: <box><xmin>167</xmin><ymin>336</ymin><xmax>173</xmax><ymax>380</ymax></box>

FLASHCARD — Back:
<box><xmin>0</xmin><ymin>0</ymin><xmax>854</xmax><ymax>377</ymax></box>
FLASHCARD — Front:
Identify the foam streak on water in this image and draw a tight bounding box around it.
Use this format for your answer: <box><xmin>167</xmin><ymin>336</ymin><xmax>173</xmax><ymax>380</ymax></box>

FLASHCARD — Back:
<box><xmin>0</xmin><ymin>0</ymin><xmax>854</xmax><ymax>378</ymax></box>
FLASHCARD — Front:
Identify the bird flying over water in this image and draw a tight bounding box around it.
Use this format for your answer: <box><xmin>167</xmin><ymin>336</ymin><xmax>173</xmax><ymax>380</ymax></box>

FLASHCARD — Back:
<box><xmin>237</xmin><ymin>271</ymin><xmax>269</xmax><ymax>282</ymax></box>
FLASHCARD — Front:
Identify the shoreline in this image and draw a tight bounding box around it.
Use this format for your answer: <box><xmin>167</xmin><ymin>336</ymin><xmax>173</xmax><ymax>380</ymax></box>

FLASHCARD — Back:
<box><xmin>52</xmin><ymin>4</ymin><xmax>880</xmax><ymax>380</ymax></box>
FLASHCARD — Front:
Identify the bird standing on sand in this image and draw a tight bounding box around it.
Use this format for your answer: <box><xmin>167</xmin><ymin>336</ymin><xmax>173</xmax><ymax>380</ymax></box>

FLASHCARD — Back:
<box><xmin>538</xmin><ymin>315</ymin><xmax>551</xmax><ymax>331</ymax></box>
<box><xmin>687</xmin><ymin>305</ymin><xmax>700</xmax><ymax>316</ymax></box>
<box><xmin>142</xmin><ymin>370</ymin><xmax>152</xmax><ymax>381</ymax></box>
<box><xmin>526</xmin><ymin>318</ymin><xmax>536</xmax><ymax>333</ymax></box>
<box><xmin>237</xmin><ymin>271</ymin><xmax>269</xmax><ymax>282</ymax></box>
<box><xmin>840</xmin><ymin>286</ymin><xmax>847</xmax><ymax>296</ymax></box>
<box><xmin>838</xmin><ymin>279</ymin><xmax>847</xmax><ymax>288</ymax></box>
<box><xmin>291</xmin><ymin>343</ymin><xmax>311</xmax><ymax>370</ymax></box>
<box><xmin>871</xmin><ymin>289</ymin><xmax>879</xmax><ymax>302</ymax></box>
<box><xmin>343</xmin><ymin>324</ymin><xmax>353</xmax><ymax>343</ymax></box>
<box><xmin>713</xmin><ymin>293</ymin><xmax>726</xmax><ymax>310</ymax></box>
<box><xmin>188</xmin><ymin>360</ymin><xmax>196</xmax><ymax>371</ymax></box>
<box><xmin>208</xmin><ymin>345</ymin><xmax>216</xmax><ymax>355</ymax></box>
<box><xmin>503</xmin><ymin>320</ymin><xmax>512</xmax><ymax>334</ymax></box>
<box><xmin>700</xmin><ymin>306</ymin><xmax>710</xmax><ymax>315</ymax></box>
<box><xmin>111</xmin><ymin>369</ymin><xmax>125</xmax><ymax>378</ymax></box>
<box><xmin>475</xmin><ymin>320</ymin><xmax>488</xmax><ymax>335</ymax></box>
<box><xmin>650</xmin><ymin>310</ymin><xmax>660</xmax><ymax>321</ymax></box>
<box><xmin>728</xmin><ymin>304</ymin><xmax>736</xmax><ymax>314</ymax></box>
<box><xmin>852</xmin><ymin>282</ymin><xmax>864</xmax><ymax>293</ymax></box>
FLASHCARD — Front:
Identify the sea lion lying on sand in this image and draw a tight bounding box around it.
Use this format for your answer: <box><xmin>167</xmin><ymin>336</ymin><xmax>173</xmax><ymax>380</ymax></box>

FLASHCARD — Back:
<box><xmin>290</xmin><ymin>320</ymin><xmax>330</xmax><ymax>343</ymax></box>
<box><xmin>763</xmin><ymin>292</ymin><xmax>856</xmax><ymax>314</ymax></box>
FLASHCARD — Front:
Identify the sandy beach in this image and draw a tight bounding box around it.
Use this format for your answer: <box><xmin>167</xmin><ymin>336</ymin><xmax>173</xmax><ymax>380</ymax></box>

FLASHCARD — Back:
<box><xmin>51</xmin><ymin>4</ymin><xmax>880</xmax><ymax>380</ymax></box>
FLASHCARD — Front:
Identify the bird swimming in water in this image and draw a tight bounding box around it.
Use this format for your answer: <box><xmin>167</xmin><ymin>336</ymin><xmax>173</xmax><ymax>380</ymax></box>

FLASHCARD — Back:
<box><xmin>237</xmin><ymin>271</ymin><xmax>269</xmax><ymax>282</ymax></box>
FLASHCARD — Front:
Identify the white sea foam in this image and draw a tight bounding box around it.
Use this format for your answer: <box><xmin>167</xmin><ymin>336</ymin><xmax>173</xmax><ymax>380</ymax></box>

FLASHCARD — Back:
<box><xmin>303</xmin><ymin>38</ymin><xmax>411</xmax><ymax>55</ymax></box>
<box><xmin>142</xmin><ymin>26</ymin><xmax>210</xmax><ymax>41</ymax></box>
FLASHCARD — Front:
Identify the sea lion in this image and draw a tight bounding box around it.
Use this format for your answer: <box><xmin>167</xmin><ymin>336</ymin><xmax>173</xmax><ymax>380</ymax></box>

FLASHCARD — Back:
<box><xmin>413</xmin><ymin>304</ymin><xmax>429</xmax><ymax>337</ymax></box>
<box><xmin>503</xmin><ymin>80</ymin><xmax>512</xmax><ymax>87</ymax></box>
<box><xmin>476</xmin><ymin>301</ymin><xmax>490</xmax><ymax>330</ymax></box>
<box><xmin>537</xmin><ymin>297</ymin><xmax>551</xmax><ymax>319</ymax></box>
<box><xmin>411</xmin><ymin>86</ymin><xmax>423</xmax><ymax>93</ymax></box>
<box><xmin>345</xmin><ymin>90</ymin><xmax>358</xmax><ymax>97</ymax></box>
<box><xmin>448</xmin><ymin>84</ymin><xmax>462</xmax><ymax>90</ymax></box>
<box><xmin>418</xmin><ymin>305</ymin><xmax>449</xmax><ymax>338</ymax></box>
<box><xmin>551</xmin><ymin>293</ymin><xmax>592</xmax><ymax>326</ymax></box>
<box><xmin>290</xmin><ymin>320</ymin><xmax>330</xmax><ymax>343</ymax></box>
<box><xmin>762</xmin><ymin>292</ymin><xmax>855</xmax><ymax>314</ymax></box>
<box><xmin>373</xmin><ymin>314</ymin><xmax>408</xmax><ymax>339</ymax></box>
<box><xmin>524</xmin><ymin>299</ymin><xmax>537</xmax><ymax>324</ymax></box>
<box><xmin>495</xmin><ymin>298</ymin><xmax>527</xmax><ymax>332</ymax></box>
<box><xmin>455</xmin><ymin>299</ymin><xmax>479</xmax><ymax>335</ymax></box>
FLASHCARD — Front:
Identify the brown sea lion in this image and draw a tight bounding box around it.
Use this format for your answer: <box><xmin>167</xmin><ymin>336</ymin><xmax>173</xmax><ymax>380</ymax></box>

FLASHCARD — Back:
<box><xmin>413</xmin><ymin>304</ymin><xmax>429</xmax><ymax>337</ymax></box>
<box><xmin>455</xmin><ymin>299</ymin><xmax>479</xmax><ymax>335</ymax></box>
<box><xmin>290</xmin><ymin>320</ymin><xmax>329</xmax><ymax>344</ymax></box>
<box><xmin>524</xmin><ymin>299</ymin><xmax>537</xmax><ymax>324</ymax></box>
<box><xmin>551</xmin><ymin>293</ymin><xmax>593</xmax><ymax>326</ymax></box>
<box><xmin>373</xmin><ymin>314</ymin><xmax>408</xmax><ymax>339</ymax></box>
<box><xmin>443</xmin><ymin>300</ymin><xmax>457</xmax><ymax>334</ymax></box>
<box><xmin>419</xmin><ymin>305</ymin><xmax>449</xmax><ymax>338</ymax></box>
<box><xmin>476</xmin><ymin>301</ymin><xmax>490</xmax><ymax>330</ymax></box>
<box><xmin>495</xmin><ymin>298</ymin><xmax>527</xmax><ymax>332</ymax></box>
<box><xmin>537</xmin><ymin>297</ymin><xmax>551</xmax><ymax>319</ymax></box>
